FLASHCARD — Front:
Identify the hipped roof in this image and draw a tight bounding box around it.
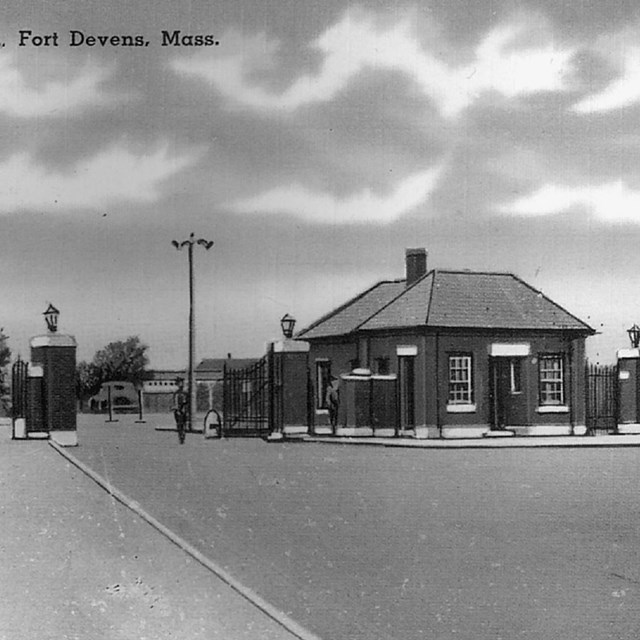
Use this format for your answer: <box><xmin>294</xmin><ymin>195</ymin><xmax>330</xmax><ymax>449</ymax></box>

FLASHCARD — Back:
<box><xmin>297</xmin><ymin>270</ymin><xmax>594</xmax><ymax>340</ymax></box>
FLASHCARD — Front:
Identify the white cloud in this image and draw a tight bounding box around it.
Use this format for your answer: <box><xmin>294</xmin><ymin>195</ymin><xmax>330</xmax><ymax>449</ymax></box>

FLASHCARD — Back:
<box><xmin>0</xmin><ymin>143</ymin><xmax>197</xmax><ymax>213</ymax></box>
<box><xmin>172</xmin><ymin>11</ymin><xmax>574</xmax><ymax>118</ymax></box>
<box><xmin>572</xmin><ymin>46</ymin><xmax>640</xmax><ymax>114</ymax></box>
<box><xmin>500</xmin><ymin>180</ymin><xmax>640</xmax><ymax>222</ymax></box>
<box><xmin>227</xmin><ymin>165</ymin><xmax>443</xmax><ymax>224</ymax></box>
<box><xmin>0</xmin><ymin>54</ymin><xmax>115</xmax><ymax>117</ymax></box>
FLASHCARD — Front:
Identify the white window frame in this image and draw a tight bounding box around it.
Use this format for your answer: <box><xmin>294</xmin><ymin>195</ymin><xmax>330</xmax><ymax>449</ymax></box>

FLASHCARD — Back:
<box><xmin>315</xmin><ymin>359</ymin><xmax>331</xmax><ymax>412</ymax></box>
<box><xmin>448</xmin><ymin>354</ymin><xmax>474</xmax><ymax>405</ymax></box>
<box><xmin>538</xmin><ymin>354</ymin><xmax>565</xmax><ymax>406</ymax></box>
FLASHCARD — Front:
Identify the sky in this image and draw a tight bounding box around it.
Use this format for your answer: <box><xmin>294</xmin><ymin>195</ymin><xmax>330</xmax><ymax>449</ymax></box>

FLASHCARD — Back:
<box><xmin>1</xmin><ymin>0</ymin><xmax>640</xmax><ymax>367</ymax></box>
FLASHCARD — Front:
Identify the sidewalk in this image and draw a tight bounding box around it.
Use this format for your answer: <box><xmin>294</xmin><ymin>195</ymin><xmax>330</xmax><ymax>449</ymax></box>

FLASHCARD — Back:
<box><xmin>0</xmin><ymin>425</ymin><xmax>306</xmax><ymax>640</ymax></box>
<box><xmin>302</xmin><ymin>433</ymin><xmax>640</xmax><ymax>448</ymax></box>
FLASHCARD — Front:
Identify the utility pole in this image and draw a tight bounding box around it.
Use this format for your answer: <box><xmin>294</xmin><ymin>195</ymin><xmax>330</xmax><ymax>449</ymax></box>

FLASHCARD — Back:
<box><xmin>172</xmin><ymin>233</ymin><xmax>214</xmax><ymax>432</ymax></box>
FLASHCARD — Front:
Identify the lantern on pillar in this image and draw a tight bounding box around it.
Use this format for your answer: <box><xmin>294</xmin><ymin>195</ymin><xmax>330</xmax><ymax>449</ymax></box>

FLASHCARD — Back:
<box><xmin>280</xmin><ymin>313</ymin><xmax>296</xmax><ymax>339</ymax></box>
<box><xmin>43</xmin><ymin>304</ymin><xmax>60</xmax><ymax>333</ymax></box>
<box><xmin>628</xmin><ymin>324</ymin><xmax>640</xmax><ymax>348</ymax></box>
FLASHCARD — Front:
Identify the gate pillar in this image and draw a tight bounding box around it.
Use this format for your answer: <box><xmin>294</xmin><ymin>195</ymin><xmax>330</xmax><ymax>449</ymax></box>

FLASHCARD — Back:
<box><xmin>617</xmin><ymin>348</ymin><xmax>640</xmax><ymax>434</ymax></box>
<box><xmin>269</xmin><ymin>339</ymin><xmax>309</xmax><ymax>439</ymax></box>
<box><xmin>30</xmin><ymin>332</ymin><xmax>77</xmax><ymax>447</ymax></box>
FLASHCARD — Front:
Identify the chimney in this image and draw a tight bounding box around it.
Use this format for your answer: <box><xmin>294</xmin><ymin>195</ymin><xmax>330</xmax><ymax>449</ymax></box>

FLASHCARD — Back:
<box><xmin>405</xmin><ymin>248</ymin><xmax>427</xmax><ymax>286</ymax></box>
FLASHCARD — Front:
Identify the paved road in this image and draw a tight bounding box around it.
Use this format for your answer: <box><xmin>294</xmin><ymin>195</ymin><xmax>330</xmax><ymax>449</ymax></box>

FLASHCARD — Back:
<box><xmin>0</xmin><ymin>424</ymin><xmax>307</xmax><ymax>640</ymax></box>
<box><xmin>73</xmin><ymin>414</ymin><xmax>640</xmax><ymax>640</ymax></box>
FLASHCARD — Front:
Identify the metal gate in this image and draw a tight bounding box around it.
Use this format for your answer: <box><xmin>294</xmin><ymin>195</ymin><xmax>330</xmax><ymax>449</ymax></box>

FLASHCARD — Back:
<box><xmin>11</xmin><ymin>358</ymin><xmax>28</xmax><ymax>420</ymax></box>
<box><xmin>585</xmin><ymin>362</ymin><xmax>618</xmax><ymax>435</ymax></box>
<box><xmin>222</xmin><ymin>348</ymin><xmax>283</xmax><ymax>436</ymax></box>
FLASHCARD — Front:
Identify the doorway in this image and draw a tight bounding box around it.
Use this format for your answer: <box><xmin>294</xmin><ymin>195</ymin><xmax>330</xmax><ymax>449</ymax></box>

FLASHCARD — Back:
<box><xmin>398</xmin><ymin>355</ymin><xmax>415</xmax><ymax>431</ymax></box>
<box><xmin>491</xmin><ymin>357</ymin><xmax>528</xmax><ymax>429</ymax></box>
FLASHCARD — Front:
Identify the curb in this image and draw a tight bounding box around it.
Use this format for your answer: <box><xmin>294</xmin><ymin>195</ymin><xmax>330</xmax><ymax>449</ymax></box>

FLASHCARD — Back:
<box><xmin>48</xmin><ymin>440</ymin><xmax>323</xmax><ymax>640</ymax></box>
<box><xmin>302</xmin><ymin>436</ymin><xmax>640</xmax><ymax>450</ymax></box>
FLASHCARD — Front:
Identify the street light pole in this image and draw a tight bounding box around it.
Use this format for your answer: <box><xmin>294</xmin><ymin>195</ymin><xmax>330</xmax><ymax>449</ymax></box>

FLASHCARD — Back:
<box><xmin>172</xmin><ymin>233</ymin><xmax>214</xmax><ymax>433</ymax></box>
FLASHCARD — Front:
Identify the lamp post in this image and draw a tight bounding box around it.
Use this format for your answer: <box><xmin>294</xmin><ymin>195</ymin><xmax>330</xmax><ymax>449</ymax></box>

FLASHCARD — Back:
<box><xmin>172</xmin><ymin>233</ymin><xmax>214</xmax><ymax>432</ymax></box>
<box><xmin>280</xmin><ymin>313</ymin><xmax>296</xmax><ymax>339</ymax></box>
<box><xmin>628</xmin><ymin>324</ymin><xmax>640</xmax><ymax>348</ymax></box>
<box><xmin>43</xmin><ymin>303</ymin><xmax>60</xmax><ymax>333</ymax></box>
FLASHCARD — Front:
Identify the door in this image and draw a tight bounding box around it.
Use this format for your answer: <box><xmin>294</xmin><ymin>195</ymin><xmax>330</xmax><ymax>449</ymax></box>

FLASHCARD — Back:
<box><xmin>398</xmin><ymin>355</ymin><xmax>415</xmax><ymax>431</ymax></box>
<box><xmin>491</xmin><ymin>358</ymin><xmax>528</xmax><ymax>428</ymax></box>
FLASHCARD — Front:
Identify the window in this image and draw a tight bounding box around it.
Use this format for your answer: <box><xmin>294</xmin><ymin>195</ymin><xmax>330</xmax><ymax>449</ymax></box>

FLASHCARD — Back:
<box><xmin>448</xmin><ymin>355</ymin><xmax>473</xmax><ymax>404</ymax></box>
<box><xmin>510</xmin><ymin>359</ymin><xmax>522</xmax><ymax>393</ymax></box>
<box><xmin>375</xmin><ymin>357</ymin><xmax>390</xmax><ymax>375</ymax></box>
<box><xmin>316</xmin><ymin>360</ymin><xmax>331</xmax><ymax>410</ymax></box>
<box><xmin>539</xmin><ymin>355</ymin><xmax>564</xmax><ymax>405</ymax></box>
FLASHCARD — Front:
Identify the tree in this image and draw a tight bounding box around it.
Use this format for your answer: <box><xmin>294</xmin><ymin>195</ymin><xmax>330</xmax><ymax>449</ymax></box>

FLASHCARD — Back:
<box><xmin>0</xmin><ymin>328</ymin><xmax>11</xmax><ymax>415</ymax></box>
<box><xmin>75</xmin><ymin>360</ymin><xmax>103</xmax><ymax>410</ymax></box>
<box><xmin>76</xmin><ymin>336</ymin><xmax>150</xmax><ymax>408</ymax></box>
<box><xmin>92</xmin><ymin>336</ymin><xmax>149</xmax><ymax>386</ymax></box>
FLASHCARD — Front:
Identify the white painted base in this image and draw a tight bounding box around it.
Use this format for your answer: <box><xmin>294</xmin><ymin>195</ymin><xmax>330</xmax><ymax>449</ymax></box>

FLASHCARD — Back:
<box><xmin>617</xmin><ymin>424</ymin><xmax>640</xmax><ymax>434</ymax></box>
<box><xmin>50</xmin><ymin>430</ymin><xmax>78</xmax><ymax>447</ymax></box>
<box><xmin>283</xmin><ymin>425</ymin><xmax>308</xmax><ymax>435</ymax></box>
<box><xmin>372</xmin><ymin>428</ymin><xmax>395</xmax><ymax>437</ymax></box>
<box><xmin>442</xmin><ymin>427</ymin><xmax>489</xmax><ymax>439</ymax></box>
<box><xmin>511</xmin><ymin>425</ymin><xmax>572</xmax><ymax>436</ymax></box>
<box><xmin>573</xmin><ymin>425</ymin><xmax>588</xmax><ymax>436</ymax></box>
<box><xmin>312</xmin><ymin>426</ymin><xmax>333</xmax><ymax>435</ymax></box>
<box><xmin>266</xmin><ymin>432</ymin><xmax>284</xmax><ymax>441</ymax></box>
<box><xmin>335</xmin><ymin>427</ymin><xmax>374</xmax><ymax>437</ymax></box>
<box><xmin>484</xmin><ymin>430</ymin><xmax>515</xmax><ymax>438</ymax></box>
<box><xmin>12</xmin><ymin>418</ymin><xmax>26</xmax><ymax>439</ymax></box>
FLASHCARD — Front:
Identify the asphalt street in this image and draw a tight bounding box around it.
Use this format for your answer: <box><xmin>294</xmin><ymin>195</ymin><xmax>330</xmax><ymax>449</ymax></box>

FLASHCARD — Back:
<box><xmin>0</xmin><ymin>423</ymin><xmax>307</xmax><ymax>640</ymax></box>
<box><xmin>68</xmin><ymin>414</ymin><xmax>640</xmax><ymax>640</ymax></box>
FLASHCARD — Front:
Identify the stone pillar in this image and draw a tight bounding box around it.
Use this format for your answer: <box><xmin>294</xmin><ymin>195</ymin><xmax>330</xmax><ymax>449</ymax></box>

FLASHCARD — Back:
<box><xmin>30</xmin><ymin>333</ymin><xmax>77</xmax><ymax>446</ymax></box>
<box><xmin>617</xmin><ymin>348</ymin><xmax>640</xmax><ymax>434</ymax></box>
<box><xmin>268</xmin><ymin>339</ymin><xmax>310</xmax><ymax>439</ymax></box>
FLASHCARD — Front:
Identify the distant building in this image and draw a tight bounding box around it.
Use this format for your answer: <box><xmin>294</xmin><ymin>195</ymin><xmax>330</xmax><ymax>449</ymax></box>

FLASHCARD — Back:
<box><xmin>142</xmin><ymin>357</ymin><xmax>259</xmax><ymax>413</ymax></box>
<box><xmin>89</xmin><ymin>380</ymin><xmax>138</xmax><ymax>413</ymax></box>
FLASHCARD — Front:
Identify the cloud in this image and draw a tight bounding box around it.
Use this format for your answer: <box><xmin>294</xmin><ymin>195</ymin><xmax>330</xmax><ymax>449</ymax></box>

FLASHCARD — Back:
<box><xmin>227</xmin><ymin>165</ymin><xmax>443</xmax><ymax>224</ymax></box>
<box><xmin>572</xmin><ymin>46</ymin><xmax>640</xmax><ymax>114</ymax></box>
<box><xmin>172</xmin><ymin>11</ymin><xmax>574</xmax><ymax>118</ymax></box>
<box><xmin>0</xmin><ymin>143</ymin><xmax>198</xmax><ymax>213</ymax></box>
<box><xmin>0</xmin><ymin>54</ymin><xmax>115</xmax><ymax>117</ymax></box>
<box><xmin>500</xmin><ymin>180</ymin><xmax>640</xmax><ymax>223</ymax></box>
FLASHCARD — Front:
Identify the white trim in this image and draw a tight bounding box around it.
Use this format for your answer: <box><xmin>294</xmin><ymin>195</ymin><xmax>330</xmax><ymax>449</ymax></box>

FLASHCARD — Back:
<box><xmin>442</xmin><ymin>427</ymin><xmax>488</xmax><ymax>439</ymax></box>
<box><xmin>446</xmin><ymin>403</ymin><xmax>477</xmax><ymax>413</ymax></box>
<box><xmin>396</xmin><ymin>345</ymin><xmax>418</xmax><ymax>356</ymax></box>
<box><xmin>536</xmin><ymin>405</ymin><xmax>569</xmax><ymax>414</ymax></box>
<box><xmin>618</xmin><ymin>424</ymin><xmax>640</xmax><ymax>434</ymax></box>
<box><xmin>272</xmin><ymin>339</ymin><xmax>309</xmax><ymax>353</ymax></box>
<box><xmin>13</xmin><ymin>418</ymin><xmax>26</xmax><ymax>439</ymax></box>
<box><xmin>490</xmin><ymin>343</ymin><xmax>530</xmax><ymax>357</ymax></box>
<box><xmin>27</xmin><ymin>364</ymin><xmax>43</xmax><ymax>377</ymax></box>
<box><xmin>283</xmin><ymin>425</ymin><xmax>308</xmax><ymax>435</ymax></box>
<box><xmin>617</xmin><ymin>348</ymin><xmax>640</xmax><ymax>359</ymax></box>
<box><xmin>30</xmin><ymin>334</ymin><xmax>77</xmax><ymax>348</ymax></box>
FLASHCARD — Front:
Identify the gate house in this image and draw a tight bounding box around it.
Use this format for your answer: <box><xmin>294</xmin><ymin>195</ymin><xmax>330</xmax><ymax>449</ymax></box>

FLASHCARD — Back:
<box><xmin>296</xmin><ymin>249</ymin><xmax>595</xmax><ymax>438</ymax></box>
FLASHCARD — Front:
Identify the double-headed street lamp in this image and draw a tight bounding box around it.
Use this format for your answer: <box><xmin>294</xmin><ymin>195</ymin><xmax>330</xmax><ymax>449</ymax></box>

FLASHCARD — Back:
<box><xmin>172</xmin><ymin>233</ymin><xmax>214</xmax><ymax>432</ymax></box>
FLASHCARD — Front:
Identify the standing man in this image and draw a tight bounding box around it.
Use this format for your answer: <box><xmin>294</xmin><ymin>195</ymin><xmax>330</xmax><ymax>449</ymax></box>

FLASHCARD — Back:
<box><xmin>173</xmin><ymin>377</ymin><xmax>188</xmax><ymax>444</ymax></box>
<box><xmin>325</xmin><ymin>375</ymin><xmax>340</xmax><ymax>433</ymax></box>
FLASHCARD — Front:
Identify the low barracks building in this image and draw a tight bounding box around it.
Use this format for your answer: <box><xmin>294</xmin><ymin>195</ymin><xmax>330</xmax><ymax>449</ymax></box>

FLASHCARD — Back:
<box><xmin>297</xmin><ymin>249</ymin><xmax>595</xmax><ymax>438</ymax></box>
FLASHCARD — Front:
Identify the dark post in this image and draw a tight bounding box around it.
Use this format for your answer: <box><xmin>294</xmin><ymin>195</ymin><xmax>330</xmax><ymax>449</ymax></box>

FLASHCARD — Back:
<box><xmin>105</xmin><ymin>383</ymin><xmax>117</xmax><ymax>423</ymax></box>
<box><xmin>172</xmin><ymin>233</ymin><xmax>213</xmax><ymax>433</ymax></box>
<box><xmin>135</xmin><ymin>387</ymin><xmax>146</xmax><ymax>423</ymax></box>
